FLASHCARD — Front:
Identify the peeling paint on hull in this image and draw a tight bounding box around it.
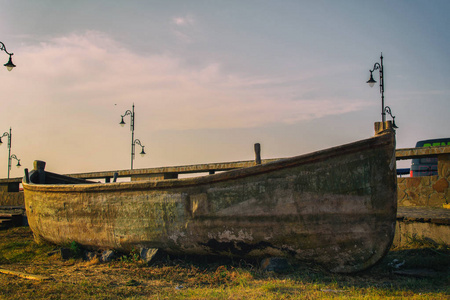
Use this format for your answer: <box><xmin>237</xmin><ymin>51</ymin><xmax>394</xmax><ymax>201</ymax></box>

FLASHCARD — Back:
<box><xmin>23</xmin><ymin>130</ymin><xmax>397</xmax><ymax>273</ymax></box>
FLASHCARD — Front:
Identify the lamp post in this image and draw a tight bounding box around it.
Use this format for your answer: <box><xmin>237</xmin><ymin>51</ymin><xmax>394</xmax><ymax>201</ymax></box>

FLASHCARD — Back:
<box><xmin>0</xmin><ymin>128</ymin><xmax>21</xmax><ymax>178</ymax></box>
<box><xmin>367</xmin><ymin>53</ymin><xmax>397</xmax><ymax>127</ymax></box>
<box><xmin>0</xmin><ymin>41</ymin><xmax>16</xmax><ymax>71</ymax></box>
<box><xmin>119</xmin><ymin>104</ymin><xmax>146</xmax><ymax>170</ymax></box>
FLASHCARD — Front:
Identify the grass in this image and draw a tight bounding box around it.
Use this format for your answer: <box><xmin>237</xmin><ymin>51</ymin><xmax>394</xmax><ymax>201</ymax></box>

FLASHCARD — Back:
<box><xmin>0</xmin><ymin>227</ymin><xmax>448</xmax><ymax>299</ymax></box>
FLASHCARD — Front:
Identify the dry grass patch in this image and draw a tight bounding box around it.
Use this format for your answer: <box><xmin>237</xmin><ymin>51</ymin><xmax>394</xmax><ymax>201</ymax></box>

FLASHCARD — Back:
<box><xmin>0</xmin><ymin>227</ymin><xmax>448</xmax><ymax>299</ymax></box>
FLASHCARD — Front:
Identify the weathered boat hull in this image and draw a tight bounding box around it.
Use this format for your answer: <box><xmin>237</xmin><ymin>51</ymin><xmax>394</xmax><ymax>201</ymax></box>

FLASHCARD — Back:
<box><xmin>23</xmin><ymin>124</ymin><xmax>397</xmax><ymax>273</ymax></box>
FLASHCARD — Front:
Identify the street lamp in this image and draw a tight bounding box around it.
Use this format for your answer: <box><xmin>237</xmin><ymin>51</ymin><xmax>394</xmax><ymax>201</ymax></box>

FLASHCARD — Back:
<box><xmin>119</xmin><ymin>103</ymin><xmax>146</xmax><ymax>170</ymax></box>
<box><xmin>134</xmin><ymin>139</ymin><xmax>146</xmax><ymax>157</ymax></box>
<box><xmin>0</xmin><ymin>128</ymin><xmax>21</xmax><ymax>178</ymax></box>
<box><xmin>0</xmin><ymin>41</ymin><xmax>16</xmax><ymax>71</ymax></box>
<box><xmin>367</xmin><ymin>53</ymin><xmax>397</xmax><ymax>127</ymax></box>
<box><xmin>10</xmin><ymin>154</ymin><xmax>21</xmax><ymax>168</ymax></box>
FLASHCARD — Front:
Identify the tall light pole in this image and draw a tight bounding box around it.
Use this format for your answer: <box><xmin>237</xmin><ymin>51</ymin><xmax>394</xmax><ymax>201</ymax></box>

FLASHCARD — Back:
<box><xmin>367</xmin><ymin>53</ymin><xmax>397</xmax><ymax>127</ymax></box>
<box><xmin>0</xmin><ymin>42</ymin><xmax>19</xmax><ymax>177</ymax></box>
<box><xmin>0</xmin><ymin>41</ymin><xmax>16</xmax><ymax>71</ymax></box>
<box><xmin>0</xmin><ymin>128</ymin><xmax>21</xmax><ymax>178</ymax></box>
<box><xmin>119</xmin><ymin>104</ymin><xmax>146</xmax><ymax>170</ymax></box>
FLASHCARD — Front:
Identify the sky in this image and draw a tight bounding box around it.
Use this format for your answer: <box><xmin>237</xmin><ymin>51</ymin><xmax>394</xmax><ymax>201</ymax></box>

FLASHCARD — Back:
<box><xmin>0</xmin><ymin>0</ymin><xmax>449</xmax><ymax>178</ymax></box>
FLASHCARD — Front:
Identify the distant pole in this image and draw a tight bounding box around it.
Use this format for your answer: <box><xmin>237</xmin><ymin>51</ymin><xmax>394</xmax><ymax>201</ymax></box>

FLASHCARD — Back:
<box><xmin>131</xmin><ymin>104</ymin><xmax>135</xmax><ymax>170</ymax></box>
<box><xmin>0</xmin><ymin>128</ymin><xmax>21</xmax><ymax>178</ymax></box>
<box><xmin>120</xmin><ymin>104</ymin><xmax>146</xmax><ymax>170</ymax></box>
<box><xmin>7</xmin><ymin>128</ymin><xmax>11</xmax><ymax>178</ymax></box>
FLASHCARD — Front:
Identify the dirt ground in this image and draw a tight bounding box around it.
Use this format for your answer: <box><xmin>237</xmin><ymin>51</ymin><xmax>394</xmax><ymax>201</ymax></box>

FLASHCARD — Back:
<box><xmin>1</xmin><ymin>227</ymin><xmax>449</xmax><ymax>299</ymax></box>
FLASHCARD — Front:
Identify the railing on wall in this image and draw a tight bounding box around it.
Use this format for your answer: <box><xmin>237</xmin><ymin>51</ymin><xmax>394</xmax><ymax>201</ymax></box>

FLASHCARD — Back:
<box><xmin>395</xmin><ymin>145</ymin><xmax>450</xmax><ymax>160</ymax></box>
<box><xmin>0</xmin><ymin>159</ymin><xmax>278</xmax><ymax>204</ymax></box>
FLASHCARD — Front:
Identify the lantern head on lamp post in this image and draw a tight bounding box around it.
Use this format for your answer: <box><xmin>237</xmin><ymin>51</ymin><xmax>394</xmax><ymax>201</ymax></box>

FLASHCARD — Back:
<box><xmin>367</xmin><ymin>70</ymin><xmax>377</xmax><ymax>87</ymax></box>
<box><xmin>10</xmin><ymin>154</ymin><xmax>21</xmax><ymax>168</ymax></box>
<box><xmin>4</xmin><ymin>55</ymin><xmax>16</xmax><ymax>71</ymax></box>
<box><xmin>134</xmin><ymin>139</ymin><xmax>146</xmax><ymax>159</ymax></box>
<box><xmin>139</xmin><ymin>145</ymin><xmax>146</xmax><ymax>157</ymax></box>
<box><xmin>0</xmin><ymin>41</ymin><xmax>16</xmax><ymax>71</ymax></box>
<box><xmin>119</xmin><ymin>117</ymin><xmax>126</xmax><ymax>127</ymax></box>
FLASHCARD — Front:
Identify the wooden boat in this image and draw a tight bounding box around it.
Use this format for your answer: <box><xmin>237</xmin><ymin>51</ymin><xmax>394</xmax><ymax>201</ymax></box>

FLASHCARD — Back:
<box><xmin>23</xmin><ymin>122</ymin><xmax>397</xmax><ymax>273</ymax></box>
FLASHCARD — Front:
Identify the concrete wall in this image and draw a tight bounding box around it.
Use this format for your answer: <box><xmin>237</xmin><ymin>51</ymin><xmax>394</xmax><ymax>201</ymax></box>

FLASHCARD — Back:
<box><xmin>397</xmin><ymin>154</ymin><xmax>449</xmax><ymax>207</ymax></box>
<box><xmin>0</xmin><ymin>181</ymin><xmax>24</xmax><ymax>206</ymax></box>
<box><xmin>394</xmin><ymin>220</ymin><xmax>449</xmax><ymax>247</ymax></box>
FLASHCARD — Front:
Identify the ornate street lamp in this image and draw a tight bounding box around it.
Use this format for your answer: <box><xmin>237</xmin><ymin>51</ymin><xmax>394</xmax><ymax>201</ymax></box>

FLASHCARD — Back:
<box><xmin>367</xmin><ymin>53</ymin><xmax>397</xmax><ymax>127</ymax></box>
<box><xmin>0</xmin><ymin>41</ymin><xmax>16</xmax><ymax>71</ymax></box>
<box><xmin>0</xmin><ymin>128</ymin><xmax>21</xmax><ymax>178</ymax></box>
<box><xmin>10</xmin><ymin>154</ymin><xmax>21</xmax><ymax>168</ymax></box>
<box><xmin>119</xmin><ymin>103</ymin><xmax>146</xmax><ymax>170</ymax></box>
<box><xmin>134</xmin><ymin>139</ymin><xmax>146</xmax><ymax>157</ymax></box>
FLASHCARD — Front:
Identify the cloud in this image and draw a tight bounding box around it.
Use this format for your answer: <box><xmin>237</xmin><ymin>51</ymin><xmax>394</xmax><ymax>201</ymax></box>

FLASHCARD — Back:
<box><xmin>172</xmin><ymin>15</ymin><xmax>195</xmax><ymax>26</ymax></box>
<box><xmin>0</xmin><ymin>31</ymin><xmax>372</xmax><ymax>174</ymax></box>
<box><xmin>171</xmin><ymin>14</ymin><xmax>196</xmax><ymax>43</ymax></box>
<box><xmin>3</xmin><ymin>31</ymin><xmax>369</xmax><ymax>133</ymax></box>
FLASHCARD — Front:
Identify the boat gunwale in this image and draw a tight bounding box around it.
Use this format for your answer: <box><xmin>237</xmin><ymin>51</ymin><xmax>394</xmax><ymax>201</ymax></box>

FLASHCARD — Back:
<box><xmin>23</xmin><ymin>132</ymin><xmax>394</xmax><ymax>193</ymax></box>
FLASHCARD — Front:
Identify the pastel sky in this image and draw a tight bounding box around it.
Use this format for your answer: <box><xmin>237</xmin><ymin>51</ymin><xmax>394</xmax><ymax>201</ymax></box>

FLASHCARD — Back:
<box><xmin>0</xmin><ymin>0</ymin><xmax>449</xmax><ymax>177</ymax></box>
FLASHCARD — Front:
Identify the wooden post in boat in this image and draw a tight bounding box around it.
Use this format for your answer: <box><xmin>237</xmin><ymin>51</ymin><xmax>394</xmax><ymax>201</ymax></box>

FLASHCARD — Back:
<box><xmin>24</xmin><ymin>168</ymin><xmax>30</xmax><ymax>184</ymax></box>
<box><xmin>254</xmin><ymin>143</ymin><xmax>261</xmax><ymax>165</ymax></box>
<box><xmin>34</xmin><ymin>160</ymin><xmax>46</xmax><ymax>184</ymax></box>
<box><xmin>374</xmin><ymin>121</ymin><xmax>395</xmax><ymax>136</ymax></box>
<box><xmin>113</xmin><ymin>172</ymin><xmax>118</xmax><ymax>183</ymax></box>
